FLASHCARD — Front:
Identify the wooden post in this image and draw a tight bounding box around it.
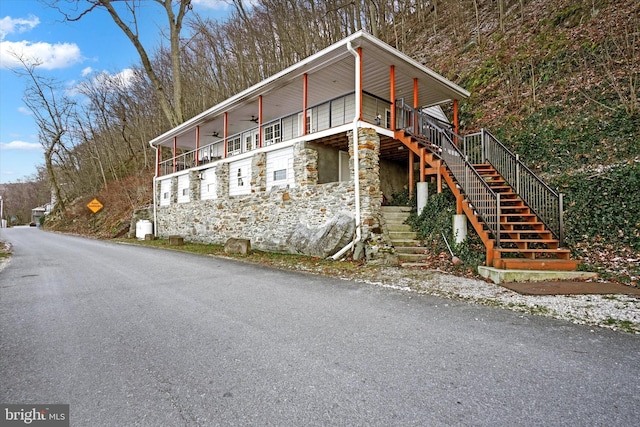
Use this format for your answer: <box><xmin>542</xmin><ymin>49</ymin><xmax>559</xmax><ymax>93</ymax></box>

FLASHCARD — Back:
<box><xmin>390</xmin><ymin>65</ymin><xmax>395</xmax><ymax>131</ymax></box>
<box><xmin>409</xmin><ymin>151</ymin><xmax>415</xmax><ymax>199</ymax></box>
<box><xmin>223</xmin><ymin>112</ymin><xmax>228</xmax><ymax>158</ymax></box>
<box><xmin>156</xmin><ymin>145</ymin><xmax>161</xmax><ymax>176</ymax></box>
<box><xmin>258</xmin><ymin>95</ymin><xmax>263</xmax><ymax>147</ymax></box>
<box><xmin>302</xmin><ymin>74</ymin><xmax>308</xmax><ymax>135</ymax></box>
<box><xmin>195</xmin><ymin>125</ymin><xmax>200</xmax><ymax>166</ymax></box>
<box><xmin>420</xmin><ymin>147</ymin><xmax>426</xmax><ymax>182</ymax></box>
<box><xmin>172</xmin><ymin>137</ymin><xmax>177</xmax><ymax>173</ymax></box>
<box><xmin>453</xmin><ymin>99</ymin><xmax>459</xmax><ymax>144</ymax></box>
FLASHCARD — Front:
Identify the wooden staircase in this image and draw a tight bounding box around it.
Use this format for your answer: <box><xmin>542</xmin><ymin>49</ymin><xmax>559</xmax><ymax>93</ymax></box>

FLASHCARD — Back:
<box><xmin>393</xmin><ymin>125</ymin><xmax>579</xmax><ymax>272</ymax></box>
<box><xmin>467</xmin><ymin>164</ymin><xmax>577</xmax><ymax>271</ymax></box>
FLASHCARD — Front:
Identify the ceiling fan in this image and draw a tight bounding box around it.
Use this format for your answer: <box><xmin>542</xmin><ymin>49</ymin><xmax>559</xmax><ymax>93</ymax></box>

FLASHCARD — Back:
<box><xmin>242</xmin><ymin>115</ymin><xmax>259</xmax><ymax>123</ymax></box>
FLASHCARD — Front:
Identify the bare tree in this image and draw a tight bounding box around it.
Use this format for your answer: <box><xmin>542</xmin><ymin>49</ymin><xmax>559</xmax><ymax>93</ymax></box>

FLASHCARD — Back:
<box><xmin>11</xmin><ymin>56</ymin><xmax>76</xmax><ymax>213</ymax></box>
<box><xmin>48</xmin><ymin>0</ymin><xmax>192</xmax><ymax>128</ymax></box>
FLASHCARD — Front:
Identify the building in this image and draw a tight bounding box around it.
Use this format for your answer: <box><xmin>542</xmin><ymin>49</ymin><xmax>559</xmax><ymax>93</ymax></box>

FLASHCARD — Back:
<box><xmin>150</xmin><ymin>31</ymin><xmax>575</xmax><ymax>270</ymax></box>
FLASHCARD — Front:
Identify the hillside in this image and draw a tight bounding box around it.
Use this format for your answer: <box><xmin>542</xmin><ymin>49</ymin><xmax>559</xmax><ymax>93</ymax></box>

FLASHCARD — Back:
<box><xmin>44</xmin><ymin>0</ymin><xmax>639</xmax><ymax>284</ymax></box>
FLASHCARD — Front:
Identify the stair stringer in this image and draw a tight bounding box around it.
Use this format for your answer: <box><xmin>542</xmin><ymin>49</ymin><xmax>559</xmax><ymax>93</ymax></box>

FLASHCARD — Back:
<box><xmin>438</xmin><ymin>164</ymin><xmax>496</xmax><ymax>267</ymax></box>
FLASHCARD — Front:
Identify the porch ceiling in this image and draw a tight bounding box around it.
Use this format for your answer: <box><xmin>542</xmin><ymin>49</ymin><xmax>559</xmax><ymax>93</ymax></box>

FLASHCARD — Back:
<box><xmin>153</xmin><ymin>31</ymin><xmax>469</xmax><ymax>150</ymax></box>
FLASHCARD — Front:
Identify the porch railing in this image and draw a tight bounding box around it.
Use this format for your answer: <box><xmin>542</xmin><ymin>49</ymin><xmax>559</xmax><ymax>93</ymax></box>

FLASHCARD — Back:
<box><xmin>464</xmin><ymin>129</ymin><xmax>564</xmax><ymax>244</ymax></box>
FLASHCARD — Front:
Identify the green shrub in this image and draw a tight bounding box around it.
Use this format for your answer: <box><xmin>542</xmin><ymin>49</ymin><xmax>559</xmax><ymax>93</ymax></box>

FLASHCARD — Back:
<box><xmin>407</xmin><ymin>186</ymin><xmax>485</xmax><ymax>268</ymax></box>
<box><xmin>554</xmin><ymin>162</ymin><xmax>640</xmax><ymax>251</ymax></box>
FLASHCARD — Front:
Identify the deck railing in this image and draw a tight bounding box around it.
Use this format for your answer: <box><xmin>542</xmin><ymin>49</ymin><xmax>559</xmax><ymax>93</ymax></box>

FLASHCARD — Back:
<box><xmin>157</xmin><ymin>92</ymin><xmax>367</xmax><ymax>177</ymax></box>
<box><xmin>464</xmin><ymin>129</ymin><xmax>564</xmax><ymax>244</ymax></box>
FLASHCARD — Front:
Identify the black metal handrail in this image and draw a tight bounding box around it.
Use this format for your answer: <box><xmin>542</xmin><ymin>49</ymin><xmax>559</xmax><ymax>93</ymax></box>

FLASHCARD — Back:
<box><xmin>397</xmin><ymin>102</ymin><xmax>502</xmax><ymax>246</ymax></box>
<box><xmin>464</xmin><ymin>129</ymin><xmax>564</xmax><ymax>245</ymax></box>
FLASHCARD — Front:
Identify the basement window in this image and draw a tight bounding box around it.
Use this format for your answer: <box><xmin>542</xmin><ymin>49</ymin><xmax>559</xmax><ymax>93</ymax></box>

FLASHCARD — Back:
<box><xmin>273</xmin><ymin>169</ymin><xmax>286</xmax><ymax>181</ymax></box>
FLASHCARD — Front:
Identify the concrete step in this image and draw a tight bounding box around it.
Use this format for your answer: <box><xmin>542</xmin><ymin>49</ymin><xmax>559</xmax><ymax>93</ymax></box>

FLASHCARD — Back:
<box><xmin>397</xmin><ymin>252</ymin><xmax>430</xmax><ymax>262</ymax></box>
<box><xmin>381</xmin><ymin>206</ymin><xmax>412</xmax><ymax>213</ymax></box>
<box><xmin>382</xmin><ymin>213</ymin><xmax>411</xmax><ymax>222</ymax></box>
<box><xmin>389</xmin><ymin>231</ymin><xmax>418</xmax><ymax>240</ymax></box>
<box><xmin>395</xmin><ymin>246</ymin><xmax>428</xmax><ymax>254</ymax></box>
<box><xmin>391</xmin><ymin>239</ymin><xmax>423</xmax><ymax>247</ymax></box>
<box><xmin>386</xmin><ymin>224</ymin><xmax>412</xmax><ymax>232</ymax></box>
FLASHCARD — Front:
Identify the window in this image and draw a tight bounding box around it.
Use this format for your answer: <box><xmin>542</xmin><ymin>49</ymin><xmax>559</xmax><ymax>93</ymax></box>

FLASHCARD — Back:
<box><xmin>385</xmin><ymin>109</ymin><xmax>392</xmax><ymax>128</ymax></box>
<box><xmin>244</xmin><ymin>130</ymin><xmax>258</xmax><ymax>152</ymax></box>
<box><xmin>273</xmin><ymin>169</ymin><xmax>286</xmax><ymax>181</ymax></box>
<box><xmin>263</xmin><ymin>122</ymin><xmax>281</xmax><ymax>146</ymax></box>
<box><xmin>227</xmin><ymin>136</ymin><xmax>241</xmax><ymax>156</ymax></box>
<box><xmin>237</xmin><ymin>168</ymin><xmax>244</xmax><ymax>186</ymax></box>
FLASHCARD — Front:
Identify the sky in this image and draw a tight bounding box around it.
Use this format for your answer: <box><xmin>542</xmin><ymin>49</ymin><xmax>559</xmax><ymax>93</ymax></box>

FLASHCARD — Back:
<box><xmin>0</xmin><ymin>0</ymin><xmax>232</xmax><ymax>184</ymax></box>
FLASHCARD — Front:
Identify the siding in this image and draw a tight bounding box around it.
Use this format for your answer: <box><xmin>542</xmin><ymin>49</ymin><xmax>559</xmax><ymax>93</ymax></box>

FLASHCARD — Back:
<box><xmin>160</xmin><ymin>179</ymin><xmax>171</xmax><ymax>206</ymax></box>
<box><xmin>266</xmin><ymin>147</ymin><xmax>295</xmax><ymax>190</ymax></box>
<box><xmin>177</xmin><ymin>174</ymin><xmax>190</xmax><ymax>203</ymax></box>
<box><xmin>200</xmin><ymin>167</ymin><xmax>217</xmax><ymax>200</ymax></box>
<box><xmin>229</xmin><ymin>158</ymin><xmax>252</xmax><ymax>196</ymax></box>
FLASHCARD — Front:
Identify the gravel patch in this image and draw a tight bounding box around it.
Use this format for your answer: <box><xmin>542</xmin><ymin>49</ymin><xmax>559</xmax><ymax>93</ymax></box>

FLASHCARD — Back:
<box><xmin>347</xmin><ymin>266</ymin><xmax>640</xmax><ymax>334</ymax></box>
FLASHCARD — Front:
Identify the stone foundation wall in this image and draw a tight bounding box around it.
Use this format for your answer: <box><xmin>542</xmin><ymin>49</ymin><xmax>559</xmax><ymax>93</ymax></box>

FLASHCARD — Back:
<box><xmin>154</xmin><ymin>130</ymin><xmax>396</xmax><ymax>262</ymax></box>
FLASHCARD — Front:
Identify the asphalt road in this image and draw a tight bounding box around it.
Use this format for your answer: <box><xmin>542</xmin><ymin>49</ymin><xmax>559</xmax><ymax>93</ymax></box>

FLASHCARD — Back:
<box><xmin>1</xmin><ymin>227</ymin><xmax>639</xmax><ymax>426</ymax></box>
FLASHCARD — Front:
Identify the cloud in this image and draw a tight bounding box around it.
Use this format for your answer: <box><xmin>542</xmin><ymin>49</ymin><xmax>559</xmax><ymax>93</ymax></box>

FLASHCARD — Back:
<box><xmin>0</xmin><ymin>140</ymin><xmax>42</xmax><ymax>151</ymax></box>
<box><xmin>191</xmin><ymin>0</ymin><xmax>230</xmax><ymax>10</ymax></box>
<box><xmin>92</xmin><ymin>68</ymin><xmax>138</xmax><ymax>89</ymax></box>
<box><xmin>81</xmin><ymin>66</ymin><xmax>93</xmax><ymax>76</ymax></box>
<box><xmin>0</xmin><ymin>40</ymin><xmax>82</xmax><ymax>70</ymax></box>
<box><xmin>0</xmin><ymin>15</ymin><xmax>40</xmax><ymax>40</ymax></box>
<box><xmin>17</xmin><ymin>106</ymin><xmax>32</xmax><ymax>115</ymax></box>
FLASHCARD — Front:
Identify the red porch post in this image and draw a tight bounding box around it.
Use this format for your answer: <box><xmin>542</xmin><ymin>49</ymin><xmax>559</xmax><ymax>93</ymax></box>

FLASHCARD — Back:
<box><xmin>172</xmin><ymin>137</ymin><xmax>177</xmax><ymax>173</ymax></box>
<box><xmin>413</xmin><ymin>78</ymin><xmax>419</xmax><ymax>135</ymax></box>
<box><xmin>390</xmin><ymin>65</ymin><xmax>395</xmax><ymax>131</ymax></box>
<box><xmin>409</xmin><ymin>151</ymin><xmax>415</xmax><ymax>199</ymax></box>
<box><xmin>223</xmin><ymin>112</ymin><xmax>228</xmax><ymax>158</ymax></box>
<box><xmin>302</xmin><ymin>74</ymin><xmax>308</xmax><ymax>135</ymax></box>
<box><xmin>453</xmin><ymin>99</ymin><xmax>459</xmax><ymax>143</ymax></box>
<box><xmin>258</xmin><ymin>95</ymin><xmax>263</xmax><ymax>147</ymax></box>
<box><xmin>156</xmin><ymin>145</ymin><xmax>161</xmax><ymax>176</ymax></box>
<box><xmin>195</xmin><ymin>125</ymin><xmax>200</xmax><ymax>166</ymax></box>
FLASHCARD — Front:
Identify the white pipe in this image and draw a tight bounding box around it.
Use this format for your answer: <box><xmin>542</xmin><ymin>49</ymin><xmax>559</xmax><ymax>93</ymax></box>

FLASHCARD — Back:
<box><xmin>152</xmin><ymin>145</ymin><xmax>158</xmax><ymax>237</ymax></box>
<box><xmin>332</xmin><ymin>40</ymin><xmax>362</xmax><ymax>260</ymax></box>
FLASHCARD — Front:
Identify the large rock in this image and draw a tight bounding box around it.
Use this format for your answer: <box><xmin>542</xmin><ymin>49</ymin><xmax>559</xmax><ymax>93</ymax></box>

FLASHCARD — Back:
<box><xmin>288</xmin><ymin>213</ymin><xmax>356</xmax><ymax>258</ymax></box>
<box><xmin>224</xmin><ymin>238</ymin><xmax>251</xmax><ymax>255</ymax></box>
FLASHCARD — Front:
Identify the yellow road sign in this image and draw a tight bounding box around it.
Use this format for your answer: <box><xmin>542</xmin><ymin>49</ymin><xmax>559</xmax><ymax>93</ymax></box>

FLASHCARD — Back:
<box><xmin>87</xmin><ymin>198</ymin><xmax>103</xmax><ymax>213</ymax></box>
